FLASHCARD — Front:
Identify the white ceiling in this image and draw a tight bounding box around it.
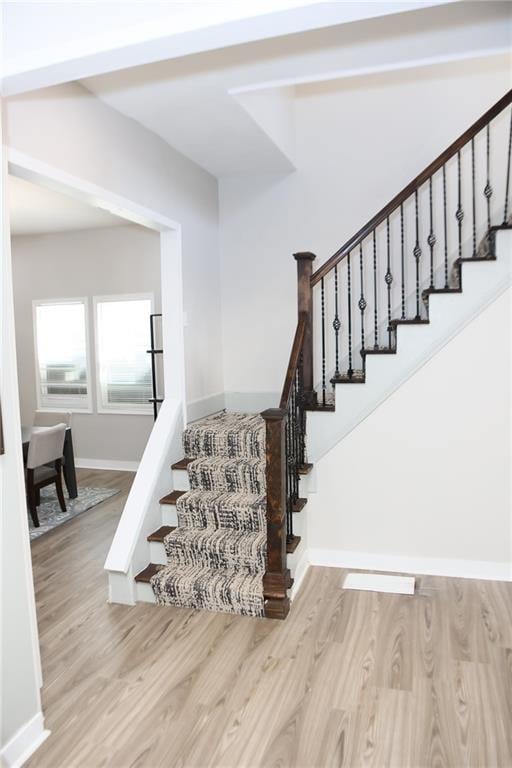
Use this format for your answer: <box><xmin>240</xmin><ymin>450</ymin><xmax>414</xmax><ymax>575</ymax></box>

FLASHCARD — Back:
<box><xmin>8</xmin><ymin>175</ymin><xmax>124</xmax><ymax>236</ymax></box>
<box><xmin>82</xmin><ymin>1</ymin><xmax>511</xmax><ymax>178</ymax></box>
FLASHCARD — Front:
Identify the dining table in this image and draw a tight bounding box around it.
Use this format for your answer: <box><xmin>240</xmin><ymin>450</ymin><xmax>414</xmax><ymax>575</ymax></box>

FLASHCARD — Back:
<box><xmin>22</xmin><ymin>425</ymin><xmax>78</xmax><ymax>499</ymax></box>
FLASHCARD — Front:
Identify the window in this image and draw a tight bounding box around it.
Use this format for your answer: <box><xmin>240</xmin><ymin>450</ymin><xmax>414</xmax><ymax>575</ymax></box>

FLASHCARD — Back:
<box><xmin>94</xmin><ymin>295</ymin><xmax>153</xmax><ymax>414</ymax></box>
<box><xmin>33</xmin><ymin>299</ymin><xmax>91</xmax><ymax>411</ymax></box>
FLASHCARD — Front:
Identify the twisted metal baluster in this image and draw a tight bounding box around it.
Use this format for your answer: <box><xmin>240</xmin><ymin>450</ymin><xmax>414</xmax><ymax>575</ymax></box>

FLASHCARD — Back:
<box><xmin>414</xmin><ymin>189</ymin><xmax>422</xmax><ymax>320</ymax></box>
<box><xmin>443</xmin><ymin>164</ymin><xmax>449</xmax><ymax>288</ymax></box>
<box><xmin>428</xmin><ymin>176</ymin><xmax>436</xmax><ymax>289</ymax></box>
<box><xmin>456</xmin><ymin>150</ymin><xmax>464</xmax><ymax>261</ymax></box>
<box><xmin>321</xmin><ymin>277</ymin><xmax>326</xmax><ymax>405</ymax></box>
<box><xmin>484</xmin><ymin>123</ymin><xmax>492</xmax><ymax>231</ymax></box>
<box><xmin>373</xmin><ymin>229</ymin><xmax>379</xmax><ymax>348</ymax></box>
<box><xmin>333</xmin><ymin>265</ymin><xmax>340</xmax><ymax>379</ymax></box>
<box><xmin>297</xmin><ymin>352</ymin><xmax>306</xmax><ymax>467</ymax></box>
<box><xmin>359</xmin><ymin>241</ymin><xmax>366</xmax><ymax>356</ymax></box>
<box><xmin>400</xmin><ymin>203</ymin><xmax>406</xmax><ymax>319</ymax></box>
<box><xmin>385</xmin><ymin>216</ymin><xmax>393</xmax><ymax>347</ymax></box>
<box><xmin>471</xmin><ymin>137</ymin><xmax>477</xmax><ymax>258</ymax></box>
<box><xmin>347</xmin><ymin>251</ymin><xmax>353</xmax><ymax>378</ymax></box>
<box><xmin>504</xmin><ymin>108</ymin><xmax>512</xmax><ymax>224</ymax></box>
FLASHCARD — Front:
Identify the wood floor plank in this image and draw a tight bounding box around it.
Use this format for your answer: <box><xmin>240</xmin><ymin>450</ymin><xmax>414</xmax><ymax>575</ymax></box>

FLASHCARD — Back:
<box><xmin>25</xmin><ymin>469</ymin><xmax>512</xmax><ymax>768</ymax></box>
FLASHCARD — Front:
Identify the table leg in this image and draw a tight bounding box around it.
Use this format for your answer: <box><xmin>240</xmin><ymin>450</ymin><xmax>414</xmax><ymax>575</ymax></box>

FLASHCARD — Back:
<box><xmin>63</xmin><ymin>430</ymin><xmax>78</xmax><ymax>499</ymax></box>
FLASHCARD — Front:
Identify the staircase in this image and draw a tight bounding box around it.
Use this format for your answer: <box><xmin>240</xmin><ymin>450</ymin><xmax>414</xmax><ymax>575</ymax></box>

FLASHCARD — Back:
<box><xmin>133</xmin><ymin>89</ymin><xmax>512</xmax><ymax>620</ymax></box>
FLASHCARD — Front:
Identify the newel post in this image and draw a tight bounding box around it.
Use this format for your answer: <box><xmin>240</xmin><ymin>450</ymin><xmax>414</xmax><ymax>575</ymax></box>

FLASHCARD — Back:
<box><xmin>261</xmin><ymin>408</ymin><xmax>291</xmax><ymax>620</ymax></box>
<box><xmin>293</xmin><ymin>251</ymin><xmax>316</xmax><ymax>406</ymax></box>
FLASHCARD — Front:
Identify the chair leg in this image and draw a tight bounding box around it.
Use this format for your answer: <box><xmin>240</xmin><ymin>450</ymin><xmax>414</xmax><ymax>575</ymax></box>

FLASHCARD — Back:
<box><xmin>55</xmin><ymin>473</ymin><xmax>67</xmax><ymax>513</ymax></box>
<box><xmin>35</xmin><ymin>488</ymin><xmax>40</xmax><ymax>505</ymax></box>
<box><xmin>27</xmin><ymin>485</ymin><xmax>40</xmax><ymax>528</ymax></box>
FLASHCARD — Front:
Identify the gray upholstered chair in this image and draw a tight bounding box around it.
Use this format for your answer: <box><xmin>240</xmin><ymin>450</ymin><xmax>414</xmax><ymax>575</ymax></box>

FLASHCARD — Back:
<box><xmin>33</xmin><ymin>410</ymin><xmax>72</xmax><ymax>428</ymax></box>
<box><xmin>26</xmin><ymin>423</ymin><xmax>67</xmax><ymax>528</ymax></box>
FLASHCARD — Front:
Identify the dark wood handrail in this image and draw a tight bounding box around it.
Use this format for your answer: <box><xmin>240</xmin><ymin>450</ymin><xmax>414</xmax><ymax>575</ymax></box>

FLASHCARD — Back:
<box><xmin>279</xmin><ymin>313</ymin><xmax>306</xmax><ymax>410</ymax></box>
<box><xmin>311</xmin><ymin>88</ymin><xmax>512</xmax><ymax>286</ymax></box>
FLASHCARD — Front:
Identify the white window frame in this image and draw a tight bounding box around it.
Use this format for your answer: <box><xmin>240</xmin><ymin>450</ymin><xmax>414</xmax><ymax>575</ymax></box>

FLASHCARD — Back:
<box><xmin>93</xmin><ymin>292</ymin><xmax>154</xmax><ymax>416</ymax></box>
<box><xmin>32</xmin><ymin>297</ymin><xmax>93</xmax><ymax>413</ymax></box>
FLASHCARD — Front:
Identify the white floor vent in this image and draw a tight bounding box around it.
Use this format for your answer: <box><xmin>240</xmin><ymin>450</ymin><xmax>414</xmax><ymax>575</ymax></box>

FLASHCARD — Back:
<box><xmin>342</xmin><ymin>572</ymin><xmax>415</xmax><ymax>595</ymax></box>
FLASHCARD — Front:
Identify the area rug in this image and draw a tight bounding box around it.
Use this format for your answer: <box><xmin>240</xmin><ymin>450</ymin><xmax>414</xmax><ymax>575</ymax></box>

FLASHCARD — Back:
<box><xmin>29</xmin><ymin>486</ymin><xmax>120</xmax><ymax>540</ymax></box>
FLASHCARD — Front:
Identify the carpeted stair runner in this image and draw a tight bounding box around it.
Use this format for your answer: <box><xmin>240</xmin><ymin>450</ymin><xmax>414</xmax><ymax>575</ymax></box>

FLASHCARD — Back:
<box><xmin>150</xmin><ymin>412</ymin><xmax>267</xmax><ymax>617</ymax></box>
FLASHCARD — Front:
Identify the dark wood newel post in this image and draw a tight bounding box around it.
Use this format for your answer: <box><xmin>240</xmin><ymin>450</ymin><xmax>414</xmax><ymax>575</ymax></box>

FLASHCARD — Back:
<box><xmin>293</xmin><ymin>252</ymin><xmax>316</xmax><ymax>406</ymax></box>
<box><xmin>261</xmin><ymin>408</ymin><xmax>291</xmax><ymax>620</ymax></box>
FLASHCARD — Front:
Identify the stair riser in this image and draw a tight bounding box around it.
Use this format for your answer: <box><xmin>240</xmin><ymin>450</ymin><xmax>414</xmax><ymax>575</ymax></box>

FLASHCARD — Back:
<box><xmin>188</xmin><ymin>464</ymin><xmax>265</xmax><ymax>495</ymax></box>
<box><xmin>172</xmin><ymin>468</ymin><xmax>190</xmax><ymax>491</ymax></box>
<box><xmin>135</xmin><ymin>581</ymin><xmax>156</xmax><ymax>604</ymax></box>
<box><xmin>149</xmin><ymin>540</ymin><xmax>168</xmax><ymax>565</ymax></box>
<box><xmin>161</xmin><ymin>505</ymin><xmax>178</xmax><ymax>526</ymax></box>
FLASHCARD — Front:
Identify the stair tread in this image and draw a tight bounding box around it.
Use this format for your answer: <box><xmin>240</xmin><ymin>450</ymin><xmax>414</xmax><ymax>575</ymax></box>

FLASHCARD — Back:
<box><xmin>298</xmin><ymin>463</ymin><xmax>313</xmax><ymax>475</ymax></box>
<box><xmin>331</xmin><ymin>370</ymin><xmax>366</xmax><ymax>383</ymax></box>
<box><xmin>147</xmin><ymin>525</ymin><xmax>176</xmax><ymax>542</ymax></box>
<box><xmin>422</xmin><ymin>287</ymin><xmax>462</xmax><ymax>295</ymax></box>
<box><xmin>134</xmin><ymin>563</ymin><xmax>165</xmax><ymax>583</ymax></box>
<box><xmin>293</xmin><ymin>497</ymin><xmax>307</xmax><ymax>513</ymax></box>
<box><xmin>171</xmin><ymin>457</ymin><xmax>194</xmax><ymax>471</ymax></box>
<box><xmin>287</xmin><ymin>535</ymin><xmax>301</xmax><ymax>554</ymax></box>
<box><xmin>160</xmin><ymin>490</ymin><xmax>186</xmax><ymax>505</ymax></box>
<box><xmin>361</xmin><ymin>347</ymin><xmax>396</xmax><ymax>356</ymax></box>
<box><xmin>390</xmin><ymin>318</ymin><xmax>429</xmax><ymax>327</ymax></box>
<box><xmin>305</xmin><ymin>401</ymin><xmax>335</xmax><ymax>412</ymax></box>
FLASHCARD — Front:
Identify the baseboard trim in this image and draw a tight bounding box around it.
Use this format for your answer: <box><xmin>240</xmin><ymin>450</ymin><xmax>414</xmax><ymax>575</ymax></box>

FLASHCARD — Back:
<box><xmin>187</xmin><ymin>392</ymin><xmax>225</xmax><ymax>423</ymax></box>
<box><xmin>0</xmin><ymin>712</ymin><xmax>49</xmax><ymax>768</ymax></box>
<box><xmin>290</xmin><ymin>549</ymin><xmax>310</xmax><ymax>600</ymax></box>
<box><xmin>308</xmin><ymin>548</ymin><xmax>511</xmax><ymax>582</ymax></box>
<box><xmin>75</xmin><ymin>458</ymin><xmax>139</xmax><ymax>472</ymax></box>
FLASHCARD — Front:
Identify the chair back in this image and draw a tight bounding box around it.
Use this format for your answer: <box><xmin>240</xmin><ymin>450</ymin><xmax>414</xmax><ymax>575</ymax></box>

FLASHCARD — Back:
<box><xmin>27</xmin><ymin>424</ymin><xmax>67</xmax><ymax>469</ymax></box>
<box><xmin>33</xmin><ymin>410</ymin><xmax>72</xmax><ymax>428</ymax></box>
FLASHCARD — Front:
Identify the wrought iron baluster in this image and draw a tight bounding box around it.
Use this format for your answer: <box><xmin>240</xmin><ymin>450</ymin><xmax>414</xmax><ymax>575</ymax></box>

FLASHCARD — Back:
<box><xmin>347</xmin><ymin>251</ymin><xmax>353</xmax><ymax>378</ymax></box>
<box><xmin>359</xmin><ymin>241</ymin><xmax>366</xmax><ymax>356</ymax></box>
<box><xmin>400</xmin><ymin>203</ymin><xmax>405</xmax><ymax>319</ymax></box>
<box><xmin>385</xmin><ymin>216</ymin><xmax>393</xmax><ymax>347</ymax></box>
<box><xmin>471</xmin><ymin>137</ymin><xmax>477</xmax><ymax>257</ymax></box>
<box><xmin>485</xmin><ymin>123</ymin><xmax>492</xmax><ymax>231</ymax></box>
<box><xmin>456</xmin><ymin>150</ymin><xmax>464</xmax><ymax>261</ymax></box>
<box><xmin>297</xmin><ymin>352</ymin><xmax>306</xmax><ymax>467</ymax></box>
<box><xmin>443</xmin><ymin>164</ymin><xmax>449</xmax><ymax>288</ymax></box>
<box><xmin>321</xmin><ymin>277</ymin><xmax>326</xmax><ymax>405</ymax></box>
<box><xmin>373</xmin><ymin>230</ymin><xmax>379</xmax><ymax>348</ymax></box>
<box><xmin>285</xmin><ymin>410</ymin><xmax>292</xmax><ymax>541</ymax></box>
<box><xmin>428</xmin><ymin>176</ymin><xmax>436</xmax><ymax>289</ymax></box>
<box><xmin>333</xmin><ymin>265</ymin><xmax>340</xmax><ymax>379</ymax></box>
<box><xmin>504</xmin><ymin>108</ymin><xmax>512</xmax><ymax>223</ymax></box>
<box><xmin>414</xmin><ymin>189</ymin><xmax>422</xmax><ymax>320</ymax></box>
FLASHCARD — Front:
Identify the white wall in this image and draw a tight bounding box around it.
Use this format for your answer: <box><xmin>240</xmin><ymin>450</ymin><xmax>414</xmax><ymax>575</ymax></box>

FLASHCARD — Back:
<box><xmin>307</xmin><ymin>285</ymin><xmax>511</xmax><ymax>578</ymax></box>
<box><xmin>5</xmin><ymin>81</ymin><xmax>224</xmax><ymax>413</ymax></box>
<box><xmin>12</xmin><ymin>224</ymin><xmax>161</xmax><ymax>465</ymax></box>
<box><xmin>219</xmin><ymin>54</ymin><xmax>512</xmax><ymax>400</ymax></box>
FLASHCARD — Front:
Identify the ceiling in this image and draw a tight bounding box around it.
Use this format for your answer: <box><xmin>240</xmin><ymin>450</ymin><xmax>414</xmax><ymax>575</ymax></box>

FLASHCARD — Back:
<box><xmin>81</xmin><ymin>1</ymin><xmax>511</xmax><ymax>178</ymax></box>
<box><xmin>8</xmin><ymin>175</ymin><xmax>124</xmax><ymax>236</ymax></box>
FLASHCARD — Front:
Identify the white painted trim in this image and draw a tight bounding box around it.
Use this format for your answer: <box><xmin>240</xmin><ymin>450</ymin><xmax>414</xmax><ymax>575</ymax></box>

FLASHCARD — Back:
<box><xmin>308</xmin><ymin>548</ymin><xmax>512</xmax><ymax>582</ymax></box>
<box><xmin>290</xmin><ymin>548</ymin><xmax>310</xmax><ymax>600</ymax></box>
<box><xmin>0</xmin><ymin>712</ymin><xmax>49</xmax><ymax>768</ymax></box>
<box><xmin>92</xmin><ymin>292</ymin><xmax>154</xmax><ymax>415</ymax></box>
<box><xmin>186</xmin><ymin>391</ymin><xmax>225</xmax><ymax>423</ymax></box>
<box><xmin>7</xmin><ymin>149</ymin><xmax>179</xmax><ymax>233</ymax></box>
<box><xmin>75</xmin><ymin>457</ymin><xmax>139</xmax><ymax>472</ymax></box>
<box><xmin>32</xmin><ymin>296</ymin><xmax>93</xmax><ymax>412</ymax></box>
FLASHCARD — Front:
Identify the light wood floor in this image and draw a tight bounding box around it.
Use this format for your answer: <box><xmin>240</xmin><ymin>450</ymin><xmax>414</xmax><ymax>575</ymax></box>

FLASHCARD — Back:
<box><xmin>28</xmin><ymin>469</ymin><xmax>512</xmax><ymax>768</ymax></box>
